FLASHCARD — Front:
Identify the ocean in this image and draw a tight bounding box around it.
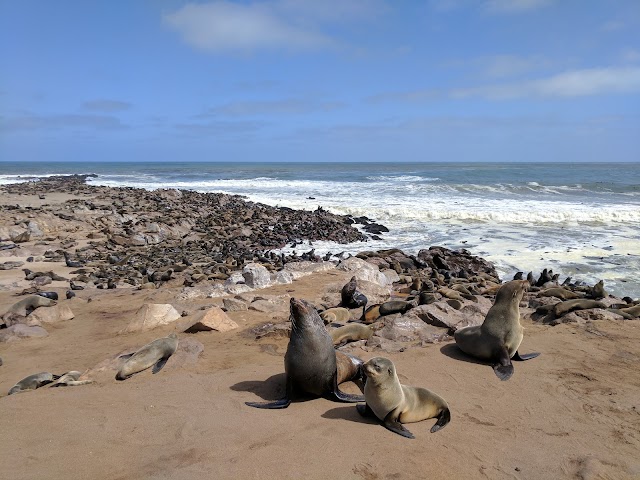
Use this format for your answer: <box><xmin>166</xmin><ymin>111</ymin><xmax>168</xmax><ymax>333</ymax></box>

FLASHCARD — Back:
<box><xmin>2</xmin><ymin>161</ymin><xmax>639</xmax><ymax>298</ymax></box>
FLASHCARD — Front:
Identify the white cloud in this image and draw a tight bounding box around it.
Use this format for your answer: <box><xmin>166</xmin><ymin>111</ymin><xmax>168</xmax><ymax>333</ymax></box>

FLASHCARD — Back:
<box><xmin>163</xmin><ymin>0</ymin><xmax>386</xmax><ymax>53</ymax></box>
<box><xmin>452</xmin><ymin>67</ymin><xmax>640</xmax><ymax>99</ymax></box>
<box><xmin>484</xmin><ymin>0</ymin><xmax>553</xmax><ymax>13</ymax></box>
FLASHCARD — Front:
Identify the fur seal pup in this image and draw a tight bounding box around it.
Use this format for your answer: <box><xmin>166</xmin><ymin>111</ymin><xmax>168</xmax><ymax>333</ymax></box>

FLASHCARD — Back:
<box><xmin>50</xmin><ymin>371</ymin><xmax>93</xmax><ymax>387</ymax></box>
<box><xmin>358</xmin><ymin>357</ymin><xmax>450</xmax><ymax>439</ymax></box>
<box><xmin>116</xmin><ymin>333</ymin><xmax>179</xmax><ymax>380</ymax></box>
<box><xmin>362</xmin><ymin>304</ymin><xmax>381</xmax><ymax>324</ymax></box>
<box><xmin>246</xmin><ymin>298</ymin><xmax>364</xmax><ymax>409</ymax></box>
<box><xmin>8</xmin><ymin>372</ymin><xmax>61</xmax><ymax>395</ymax></box>
<box><xmin>330</xmin><ymin>323</ymin><xmax>374</xmax><ymax>346</ymax></box>
<box><xmin>320</xmin><ymin>307</ymin><xmax>351</xmax><ymax>324</ymax></box>
<box><xmin>340</xmin><ymin>276</ymin><xmax>368</xmax><ymax>311</ymax></box>
<box><xmin>454</xmin><ymin>280</ymin><xmax>540</xmax><ymax>381</ymax></box>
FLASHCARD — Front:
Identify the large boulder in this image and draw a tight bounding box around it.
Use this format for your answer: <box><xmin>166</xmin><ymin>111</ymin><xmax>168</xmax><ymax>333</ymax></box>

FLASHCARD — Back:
<box><xmin>0</xmin><ymin>324</ymin><xmax>48</xmax><ymax>343</ymax></box>
<box><xmin>337</xmin><ymin>257</ymin><xmax>390</xmax><ymax>287</ymax></box>
<box><xmin>183</xmin><ymin>307</ymin><xmax>238</xmax><ymax>333</ymax></box>
<box><xmin>242</xmin><ymin>263</ymin><xmax>271</xmax><ymax>289</ymax></box>
<box><xmin>121</xmin><ymin>303</ymin><xmax>182</xmax><ymax>333</ymax></box>
<box><xmin>283</xmin><ymin>261</ymin><xmax>335</xmax><ymax>279</ymax></box>
<box><xmin>223</xmin><ymin>297</ymin><xmax>248</xmax><ymax>311</ymax></box>
<box><xmin>28</xmin><ymin>304</ymin><xmax>75</xmax><ymax>324</ymax></box>
<box><xmin>402</xmin><ymin>300</ymin><xmax>488</xmax><ymax>333</ymax></box>
<box><xmin>377</xmin><ymin>314</ymin><xmax>449</xmax><ymax>343</ymax></box>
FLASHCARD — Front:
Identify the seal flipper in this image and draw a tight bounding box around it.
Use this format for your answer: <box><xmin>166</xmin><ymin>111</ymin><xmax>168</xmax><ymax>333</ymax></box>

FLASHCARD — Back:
<box><xmin>492</xmin><ymin>346</ymin><xmax>514</xmax><ymax>381</ymax></box>
<box><xmin>356</xmin><ymin>403</ymin><xmax>375</xmax><ymax>418</ymax></box>
<box><xmin>512</xmin><ymin>351</ymin><xmax>540</xmax><ymax>361</ymax></box>
<box><xmin>152</xmin><ymin>356</ymin><xmax>170</xmax><ymax>374</ymax></box>
<box><xmin>430</xmin><ymin>407</ymin><xmax>451</xmax><ymax>433</ymax></box>
<box><xmin>245</xmin><ymin>377</ymin><xmax>293</xmax><ymax>409</ymax></box>
<box><xmin>383</xmin><ymin>412</ymin><xmax>415</xmax><ymax>439</ymax></box>
<box><xmin>332</xmin><ymin>372</ymin><xmax>365</xmax><ymax>403</ymax></box>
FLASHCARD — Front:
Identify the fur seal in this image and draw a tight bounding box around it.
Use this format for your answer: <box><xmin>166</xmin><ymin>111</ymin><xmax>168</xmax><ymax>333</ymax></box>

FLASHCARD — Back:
<box><xmin>320</xmin><ymin>307</ymin><xmax>351</xmax><ymax>324</ymax></box>
<box><xmin>116</xmin><ymin>333</ymin><xmax>179</xmax><ymax>380</ymax></box>
<box><xmin>379</xmin><ymin>300</ymin><xmax>414</xmax><ymax>316</ymax></box>
<box><xmin>8</xmin><ymin>372</ymin><xmax>61</xmax><ymax>395</ymax></box>
<box><xmin>358</xmin><ymin>357</ymin><xmax>450</xmax><ymax>439</ymax></box>
<box><xmin>537</xmin><ymin>288</ymin><xmax>582</xmax><ymax>300</ymax></box>
<box><xmin>50</xmin><ymin>371</ymin><xmax>93</xmax><ymax>387</ymax></box>
<box><xmin>7</xmin><ymin>295</ymin><xmax>56</xmax><ymax>316</ymax></box>
<box><xmin>330</xmin><ymin>323</ymin><xmax>374</xmax><ymax>346</ymax></box>
<box><xmin>246</xmin><ymin>298</ymin><xmax>364</xmax><ymax>409</ymax></box>
<box><xmin>335</xmin><ymin>351</ymin><xmax>365</xmax><ymax>391</ymax></box>
<box><xmin>454</xmin><ymin>280</ymin><xmax>540</xmax><ymax>381</ymax></box>
<box><xmin>589</xmin><ymin>280</ymin><xmax>607</xmax><ymax>300</ymax></box>
<box><xmin>362</xmin><ymin>304</ymin><xmax>381</xmax><ymax>324</ymax></box>
<box><xmin>36</xmin><ymin>291</ymin><xmax>59</xmax><ymax>301</ymax></box>
<box><xmin>553</xmin><ymin>299</ymin><xmax>606</xmax><ymax>317</ymax></box>
<box><xmin>340</xmin><ymin>276</ymin><xmax>368</xmax><ymax>311</ymax></box>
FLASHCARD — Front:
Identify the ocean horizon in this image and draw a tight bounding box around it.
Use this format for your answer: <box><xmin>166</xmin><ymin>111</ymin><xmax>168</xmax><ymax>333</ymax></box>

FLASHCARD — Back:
<box><xmin>2</xmin><ymin>161</ymin><xmax>639</xmax><ymax>298</ymax></box>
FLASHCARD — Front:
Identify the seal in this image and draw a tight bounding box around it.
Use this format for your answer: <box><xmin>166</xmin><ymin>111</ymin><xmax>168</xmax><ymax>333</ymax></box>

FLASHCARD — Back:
<box><xmin>8</xmin><ymin>372</ymin><xmax>61</xmax><ymax>395</ymax></box>
<box><xmin>454</xmin><ymin>280</ymin><xmax>539</xmax><ymax>381</ymax></box>
<box><xmin>36</xmin><ymin>291</ymin><xmax>59</xmax><ymax>301</ymax></box>
<box><xmin>50</xmin><ymin>371</ymin><xmax>93</xmax><ymax>387</ymax></box>
<box><xmin>335</xmin><ymin>351</ymin><xmax>365</xmax><ymax>392</ymax></box>
<box><xmin>320</xmin><ymin>307</ymin><xmax>351</xmax><ymax>324</ymax></box>
<box><xmin>362</xmin><ymin>304</ymin><xmax>381</xmax><ymax>323</ymax></box>
<box><xmin>553</xmin><ymin>299</ymin><xmax>606</xmax><ymax>317</ymax></box>
<box><xmin>246</xmin><ymin>298</ymin><xmax>365</xmax><ymax>409</ymax></box>
<box><xmin>358</xmin><ymin>357</ymin><xmax>450</xmax><ymax>439</ymax></box>
<box><xmin>537</xmin><ymin>287</ymin><xmax>583</xmax><ymax>300</ymax></box>
<box><xmin>379</xmin><ymin>300</ymin><xmax>414</xmax><ymax>316</ymax></box>
<box><xmin>7</xmin><ymin>295</ymin><xmax>56</xmax><ymax>316</ymax></box>
<box><xmin>116</xmin><ymin>333</ymin><xmax>179</xmax><ymax>380</ymax></box>
<box><xmin>330</xmin><ymin>323</ymin><xmax>374</xmax><ymax>346</ymax></box>
<box><xmin>340</xmin><ymin>276</ymin><xmax>368</xmax><ymax>311</ymax></box>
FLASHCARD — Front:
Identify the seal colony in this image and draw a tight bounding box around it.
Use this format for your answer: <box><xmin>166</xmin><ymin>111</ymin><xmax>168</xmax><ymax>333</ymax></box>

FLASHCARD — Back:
<box><xmin>1</xmin><ymin>175</ymin><xmax>639</xmax><ymax>478</ymax></box>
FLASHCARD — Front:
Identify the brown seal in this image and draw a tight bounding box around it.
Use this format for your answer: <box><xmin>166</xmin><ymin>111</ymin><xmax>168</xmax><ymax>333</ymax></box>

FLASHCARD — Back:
<box><xmin>554</xmin><ymin>299</ymin><xmax>606</xmax><ymax>317</ymax></box>
<box><xmin>320</xmin><ymin>307</ymin><xmax>351</xmax><ymax>324</ymax></box>
<box><xmin>537</xmin><ymin>288</ymin><xmax>583</xmax><ymax>300</ymax></box>
<box><xmin>358</xmin><ymin>357</ymin><xmax>450</xmax><ymax>439</ymax></box>
<box><xmin>454</xmin><ymin>280</ymin><xmax>539</xmax><ymax>380</ymax></box>
<box><xmin>246</xmin><ymin>298</ymin><xmax>364</xmax><ymax>409</ymax></box>
<box><xmin>116</xmin><ymin>333</ymin><xmax>179</xmax><ymax>380</ymax></box>
<box><xmin>340</xmin><ymin>276</ymin><xmax>368</xmax><ymax>311</ymax></box>
<box><xmin>330</xmin><ymin>323</ymin><xmax>374</xmax><ymax>346</ymax></box>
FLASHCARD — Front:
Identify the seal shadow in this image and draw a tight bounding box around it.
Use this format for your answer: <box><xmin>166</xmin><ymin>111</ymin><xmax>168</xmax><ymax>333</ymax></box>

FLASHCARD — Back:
<box><xmin>230</xmin><ymin>373</ymin><xmax>318</xmax><ymax>404</ymax></box>
<box><xmin>439</xmin><ymin>343</ymin><xmax>490</xmax><ymax>366</ymax></box>
<box><xmin>230</xmin><ymin>373</ymin><xmax>287</xmax><ymax>401</ymax></box>
<box><xmin>321</xmin><ymin>405</ymin><xmax>378</xmax><ymax>426</ymax></box>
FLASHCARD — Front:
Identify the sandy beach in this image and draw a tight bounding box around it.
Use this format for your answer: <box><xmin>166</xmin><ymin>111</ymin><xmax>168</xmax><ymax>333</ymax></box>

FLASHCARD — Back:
<box><xmin>1</xmin><ymin>179</ymin><xmax>639</xmax><ymax>480</ymax></box>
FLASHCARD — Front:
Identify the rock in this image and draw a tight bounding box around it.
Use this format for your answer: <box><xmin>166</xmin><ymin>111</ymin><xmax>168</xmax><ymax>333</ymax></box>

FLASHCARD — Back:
<box><xmin>403</xmin><ymin>302</ymin><xmax>485</xmax><ymax>332</ymax></box>
<box><xmin>381</xmin><ymin>269</ymin><xmax>400</xmax><ymax>284</ymax></box>
<box><xmin>246</xmin><ymin>295</ymin><xmax>290</xmax><ymax>313</ymax></box>
<box><xmin>242</xmin><ymin>263</ymin><xmax>271</xmax><ymax>289</ymax></box>
<box><xmin>573</xmin><ymin>308</ymin><xmax>625</xmax><ymax>322</ymax></box>
<box><xmin>121</xmin><ymin>303</ymin><xmax>182</xmax><ymax>333</ymax></box>
<box><xmin>224</xmin><ymin>272</ymin><xmax>245</xmax><ymax>285</ymax></box>
<box><xmin>225</xmin><ymin>284</ymin><xmax>254</xmax><ymax>295</ymax></box>
<box><xmin>283</xmin><ymin>261</ymin><xmax>335</xmax><ymax>279</ymax></box>
<box><xmin>0</xmin><ymin>324</ymin><xmax>48</xmax><ymax>342</ymax></box>
<box><xmin>9</xmin><ymin>228</ymin><xmax>30</xmax><ymax>243</ymax></box>
<box><xmin>273</xmin><ymin>271</ymin><xmax>293</xmax><ymax>284</ymax></box>
<box><xmin>183</xmin><ymin>307</ymin><xmax>238</xmax><ymax>333</ymax></box>
<box><xmin>164</xmin><ymin>338</ymin><xmax>204</xmax><ymax>370</ymax></box>
<box><xmin>28</xmin><ymin>304</ymin><xmax>75</xmax><ymax>324</ymax></box>
<box><xmin>223</xmin><ymin>297</ymin><xmax>248</xmax><ymax>311</ymax></box>
<box><xmin>251</xmin><ymin>322</ymin><xmax>292</xmax><ymax>339</ymax></box>
<box><xmin>377</xmin><ymin>315</ymin><xmax>449</xmax><ymax>343</ymax></box>
<box><xmin>337</xmin><ymin>257</ymin><xmax>390</xmax><ymax>287</ymax></box>
<box><xmin>0</xmin><ymin>261</ymin><xmax>24</xmax><ymax>270</ymax></box>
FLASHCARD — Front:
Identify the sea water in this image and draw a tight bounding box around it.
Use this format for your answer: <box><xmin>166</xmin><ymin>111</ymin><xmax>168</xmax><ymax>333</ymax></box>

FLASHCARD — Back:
<box><xmin>2</xmin><ymin>161</ymin><xmax>639</xmax><ymax>298</ymax></box>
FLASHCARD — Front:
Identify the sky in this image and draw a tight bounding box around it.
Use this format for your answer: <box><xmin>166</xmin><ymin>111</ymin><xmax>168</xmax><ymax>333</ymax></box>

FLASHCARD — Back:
<box><xmin>1</xmin><ymin>0</ymin><xmax>639</xmax><ymax>163</ymax></box>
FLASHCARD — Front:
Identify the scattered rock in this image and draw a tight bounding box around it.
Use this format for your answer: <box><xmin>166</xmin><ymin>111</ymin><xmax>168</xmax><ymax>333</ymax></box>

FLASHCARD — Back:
<box><xmin>182</xmin><ymin>307</ymin><xmax>239</xmax><ymax>333</ymax></box>
<box><xmin>121</xmin><ymin>303</ymin><xmax>182</xmax><ymax>333</ymax></box>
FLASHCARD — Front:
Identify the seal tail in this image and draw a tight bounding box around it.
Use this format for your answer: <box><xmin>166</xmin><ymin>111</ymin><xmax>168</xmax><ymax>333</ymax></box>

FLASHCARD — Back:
<box><xmin>430</xmin><ymin>407</ymin><xmax>451</xmax><ymax>433</ymax></box>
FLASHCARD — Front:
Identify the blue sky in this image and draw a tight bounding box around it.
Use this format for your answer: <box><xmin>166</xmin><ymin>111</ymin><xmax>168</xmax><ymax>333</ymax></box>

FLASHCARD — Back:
<box><xmin>1</xmin><ymin>0</ymin><xmax>639</xmax><ymax>162</ymax></box>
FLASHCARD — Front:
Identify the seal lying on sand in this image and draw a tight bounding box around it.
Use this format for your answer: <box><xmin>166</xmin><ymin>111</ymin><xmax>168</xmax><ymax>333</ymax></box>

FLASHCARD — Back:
<box><xmin>8</xmin><ymin>372</ymin><xmax>61</xmax><ymax>395</ymax></box>
<box><xmin>116</xmin><ymin>333</ymin><xmax>179</xmax><ymax>380</ymax></box>
<box><xmin>50</xmin><ymin>371</ymin><xmax>93</xmax><ymax>387</ymax></box>
<box><xmin>454</xmin><ymin>280</ymin><xmax>539</xmax><ymax>381</ymax></box>
<box><xmin>246</xmin><ymin>298</ymin><xmax>365</xmax><ymax>409</ymax></box>
<box><xmin>330</xmin><ymin>323</ymin><xmax>375</xmax><ymax>346</ymax></box>
<box><xmin>358</xmin><ymin>357</ymin><xmax>450</xmax><ymax>439</ymax></box>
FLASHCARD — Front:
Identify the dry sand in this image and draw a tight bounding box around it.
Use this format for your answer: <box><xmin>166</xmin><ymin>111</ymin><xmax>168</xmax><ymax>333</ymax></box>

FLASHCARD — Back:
<box><xmin>1</xmin><ymin>187</ymin><xmax>639</xmax><ymax>479</ymax></box>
